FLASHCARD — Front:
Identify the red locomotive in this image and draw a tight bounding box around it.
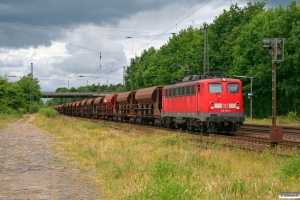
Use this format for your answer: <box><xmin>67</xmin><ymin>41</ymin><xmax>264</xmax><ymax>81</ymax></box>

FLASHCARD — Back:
<box><xmin>54</xmin><ymin>72</ymin><xmax>245</xmax><ymax>133</ymax></box>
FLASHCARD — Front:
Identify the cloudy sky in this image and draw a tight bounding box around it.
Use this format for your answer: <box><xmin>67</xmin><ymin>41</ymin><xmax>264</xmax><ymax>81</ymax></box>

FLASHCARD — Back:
<box><xmin>0</xmin><ymin>0</ymin><xmax>290</xmax><ymax>92</ymax></box>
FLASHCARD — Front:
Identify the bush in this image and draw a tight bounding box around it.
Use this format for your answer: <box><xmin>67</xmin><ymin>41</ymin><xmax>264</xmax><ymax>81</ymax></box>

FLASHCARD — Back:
<box><xmin>38</xmin><ymin>107</ymin><xmax>58</xmax><ymax>117</ymax></box>
<box><xmin>287</xmin><ymin>111</ymin><xmax>299</xmax><ymax>120</ymax></box>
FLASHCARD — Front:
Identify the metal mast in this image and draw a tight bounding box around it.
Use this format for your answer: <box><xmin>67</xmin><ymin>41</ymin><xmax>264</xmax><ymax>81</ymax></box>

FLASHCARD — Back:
<box><xmin>203</xmin><ymin>22</ymin><xmax>209</xmax><ymax>74</ymax></box>
<box><xmin>30</xmin><ymin>63</ymin><xmax>33</xmax><ymax>113</ymax></box>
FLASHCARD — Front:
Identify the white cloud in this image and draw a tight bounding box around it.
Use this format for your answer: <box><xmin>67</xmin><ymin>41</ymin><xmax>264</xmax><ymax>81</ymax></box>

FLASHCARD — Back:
<box><xmin>0</xmin><ymin>0</ymin><xmax>287</xmax><ymax>91</ymax></box>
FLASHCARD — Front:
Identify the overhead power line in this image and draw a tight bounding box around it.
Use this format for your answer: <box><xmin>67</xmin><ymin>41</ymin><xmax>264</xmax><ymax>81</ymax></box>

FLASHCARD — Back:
<box><xmin>89</xmin><ymin>0</ymin><xmax>212</xmax><ymax>83</ymax></box>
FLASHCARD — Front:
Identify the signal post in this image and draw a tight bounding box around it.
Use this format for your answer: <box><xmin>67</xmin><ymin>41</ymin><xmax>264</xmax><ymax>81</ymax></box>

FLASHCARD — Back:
<box><xmin>260</xmin><ymin>37</ymin><xmax>285</xmax><ymax>146</ymax></box>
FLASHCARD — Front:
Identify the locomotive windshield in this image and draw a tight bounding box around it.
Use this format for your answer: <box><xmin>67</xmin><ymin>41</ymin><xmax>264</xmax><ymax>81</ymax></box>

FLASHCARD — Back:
<box><xmin>209</xmin><ymin>84</ymin><xmax>222</xmax><ymax>93</ymax></box>
<box><xmin>227</xmin><ymin>84</ymin><xmax>239</xmax><ymax>93</ymax></box>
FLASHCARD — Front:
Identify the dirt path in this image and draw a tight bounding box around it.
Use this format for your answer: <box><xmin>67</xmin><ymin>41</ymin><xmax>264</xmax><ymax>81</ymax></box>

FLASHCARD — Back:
<box><xmin>0</xmin><ymin>115</ymin><xmax>102</xmax><ymax>200</ymax></box>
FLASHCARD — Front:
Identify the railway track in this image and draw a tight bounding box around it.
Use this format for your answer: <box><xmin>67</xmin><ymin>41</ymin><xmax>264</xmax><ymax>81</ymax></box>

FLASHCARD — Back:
<box><xmin>240</xmin><ymin>124</ymin><xmax>300</xmax><ymax>135</ymax></box>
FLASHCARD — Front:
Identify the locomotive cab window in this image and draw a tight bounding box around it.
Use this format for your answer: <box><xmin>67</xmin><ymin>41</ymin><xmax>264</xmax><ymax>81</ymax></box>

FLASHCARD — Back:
<box><xmin>209</xmin><ymin>84</ymin><xmax>222</xmax><ymax>93</ymax></box>
<box><xmin>191</xmin><ymin>85</ymin><xmax>196</xmax><ymax>95</ymax></box>
<box><xmin>186</xmin><ymin>86</ymin><xmax>190</xmax><ymax>95</ymax></box>
<box><xmin>177</xmin><ymin>87</ymin><xmax>181</xmax><ymax>96</ymax></box>
<box><xmin>227</xmin><ymin>84</ymin><xmax>239</xmax><ymax>93</ymax></box>
<box><xmin>182</xmin><ymin>86</ymin><xmax>186</xmax><ymax>96</ymax></box>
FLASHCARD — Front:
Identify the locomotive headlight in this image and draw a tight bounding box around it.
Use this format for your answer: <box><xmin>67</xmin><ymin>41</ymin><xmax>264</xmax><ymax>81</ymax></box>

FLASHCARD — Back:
<box><xmin>236</xmin><ymin>101</ymin><xmax>240</xmax><ymax>110</ymax></box>
<box><xmin>210</xmin><ymin>101</ymin><xmax>215</xmax><ymax>110</ymax></box>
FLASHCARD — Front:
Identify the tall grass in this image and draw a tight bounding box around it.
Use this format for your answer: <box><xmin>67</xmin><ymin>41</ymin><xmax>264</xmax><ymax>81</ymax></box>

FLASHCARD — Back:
<box><xmin>32</xmin><ymin>114</ymin><xmax>300</xmax><ymax>199</ymax></box>
<box><xmin>38</xmin><ymin>107</ymin><xmax>58</xmax><ymax>117</ymax></box>
<box><xmin>0</xmin><ymin>114</ymin><xmax>21</xmax><ymax>130</ymax></box>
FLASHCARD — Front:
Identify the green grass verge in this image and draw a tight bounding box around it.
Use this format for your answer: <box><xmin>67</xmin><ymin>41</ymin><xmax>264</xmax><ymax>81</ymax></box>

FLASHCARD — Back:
<box><xmin>31</xmin><ymin>114</ymin><xmax>300</xmax><ymax>200</ymax></box>
<box><xmin>0</xmin><ymin>114</ymin><xmax>21</xmax><ymax>130</ymax></box>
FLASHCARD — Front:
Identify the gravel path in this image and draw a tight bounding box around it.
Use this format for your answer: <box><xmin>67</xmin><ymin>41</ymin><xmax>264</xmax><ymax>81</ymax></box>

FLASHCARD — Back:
<box><xmin>0</xmin><ymin>115</ymin><xmax>102</xmax><ymax>200</ymax></box>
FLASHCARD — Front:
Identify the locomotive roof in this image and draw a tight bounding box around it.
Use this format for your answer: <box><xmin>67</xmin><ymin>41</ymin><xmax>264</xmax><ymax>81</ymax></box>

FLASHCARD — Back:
<box><xmin>164</xmin><ymin>72</ymin><xmax>241</xmax><ymax>89</ymax></box>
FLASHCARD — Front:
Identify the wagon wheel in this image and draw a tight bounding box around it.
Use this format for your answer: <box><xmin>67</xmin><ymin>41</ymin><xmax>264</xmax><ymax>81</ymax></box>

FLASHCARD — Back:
<box><xmin>157</xmin><ymin>120</ymin><xmax>161</xmax><ymax>127</ymax></box>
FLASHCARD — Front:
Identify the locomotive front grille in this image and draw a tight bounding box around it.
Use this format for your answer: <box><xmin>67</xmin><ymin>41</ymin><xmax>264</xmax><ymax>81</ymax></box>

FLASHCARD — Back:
<box><xmin>208</xmin><ymin>114</ymin><xmax>244</xmax><ymax>122</ymax></box>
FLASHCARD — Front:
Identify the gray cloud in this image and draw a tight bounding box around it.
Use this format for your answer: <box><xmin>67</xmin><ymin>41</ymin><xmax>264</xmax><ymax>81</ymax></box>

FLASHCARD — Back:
<box><xmin>265</xmin><ymin>0</ymin><xmax>292</xmax><ymax>8</ymax></box>
<box><xmin>0</xmin><ymin>0</ymin><xmax>194</xmax><ymax>49</ymax></box>
<box><xmin>0</xmin><ymin>0</ymin><xmax>294</xmax><ymax>91</ymax></box>
<box><xmin>0</xmin><ymin>0</ymin><xmax>199</xmax><ymax>26</ymax></box>
<box><xmin>0</xmin><ymin>0</ymin><xmax>291</xmax><ymax>49</ymax></box>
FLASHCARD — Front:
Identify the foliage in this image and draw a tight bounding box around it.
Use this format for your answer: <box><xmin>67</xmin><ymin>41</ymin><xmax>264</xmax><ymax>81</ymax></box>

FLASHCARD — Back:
<box><xmin>38</xmin><ymin>107</ymin><xmax>58</xmax><ymax>118</ymax></box>
<box><xmin>0</xmin><ymin>75</ymin><xmax>42</xmax><ymax>114</ymax></box>
<box><xmin>51</xmin><ymin>83</ymin><xmax>125</xmax><ymax>105</ymax></box>
<box><xmin>122</xmin><ymin>0</ymin><xmax>300</xmax><ymax>118</ymax></box>
<box><xmin>287</xmin><ymin>111</ymin><xmax>299</xmax><ymax>120</ymax></box>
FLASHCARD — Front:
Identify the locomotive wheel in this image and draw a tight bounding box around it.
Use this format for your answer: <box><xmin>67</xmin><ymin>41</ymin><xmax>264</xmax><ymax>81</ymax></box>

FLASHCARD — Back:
<box><xmin>200</xmin><ymin>125</ymin><xmax>207</xmax><ymax>133</ymax></box>
<box><xmin>174</xmin><ymin>123</ymin><xmax>179</xmax><ymax>129</ymax></box>
<box><xmin>187</xmin><ymin>122</ymin><xmax>193</xmax><ymax>131</ymax></box>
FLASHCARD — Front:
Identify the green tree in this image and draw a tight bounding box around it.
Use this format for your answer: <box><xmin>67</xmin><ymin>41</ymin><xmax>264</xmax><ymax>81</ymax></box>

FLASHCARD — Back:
<box><xmin>16</xmin><ymin>74</ymin><xmax>42</xmax><ymax>112</ymax></box>
<box><xmin>0</xmin><ymin>77</ymin><xmax>25</xmax><ymax>114</ymax></box>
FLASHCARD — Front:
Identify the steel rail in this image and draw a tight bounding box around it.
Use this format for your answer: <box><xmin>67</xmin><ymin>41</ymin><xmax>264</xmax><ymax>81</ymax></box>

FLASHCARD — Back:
<box><xmin>240</xmin><ymin>124</ymin><xmax>300</xmax><ymax>135</ymax></box>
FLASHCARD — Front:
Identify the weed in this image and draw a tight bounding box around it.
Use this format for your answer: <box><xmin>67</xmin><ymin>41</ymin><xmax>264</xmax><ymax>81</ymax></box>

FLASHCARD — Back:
<box><xmin>277</xmin><ymin>157</ymin><xmax>300</xmax><ymax>182</ymax></box>
<box><xmin>107</xmin><ymin>123</ymin><xmax>115</xmax><ymax>128</ymax></box>
<box><xmin>113</xmin><ymin>166</ymin><xmax>123</xmax><ymax>179</ymax></box>
<box><xmin>38</xmin><ymin>107</ymin><xmax>58</xmax><ymax>117</ymax></box>
<box><xmin>82</xmin><ymin>148</ymin><xmax>98</xmax><ymax>158</ymax></box>
<box><xmin>199</xmin><ymin>132</ymin><xmax>203</xmax><ymax>140</ymax></box>
<box><xmin>82</xmin><ymin>122</ymin><xmax>102</xmax><ymax>130</ymax></box>
<box><xmin>161</xmin><ymin>134</ymin><xmax>180</xmax><ymax>146</ymax></box>
<box><xmin>153</xmin><ymin>161</ymin><xmax>179</xmax><ymax>180</ymax></box>
<box><xmin>95</xmin><ymin>160</ymin><xmax>105</xmax><ymax>169</ymax></box>
<box><xmin>128</xmin><ymin>160</ymin><xmax>193</xmax><ymax>200</ymax></box>
<box><xmin>231</xmin><ymin>178</ymin><xmax>246</xmax><ymax>198</ymax></box>
<box><xmin>288</xmin><ymin>111</ymin><xmax>299</xmax><ymax>120</ymax></box>
<box><xmin>212</xmin><ymin>141</ymin><xmax>223</xmax><ymax>149</ymax></box>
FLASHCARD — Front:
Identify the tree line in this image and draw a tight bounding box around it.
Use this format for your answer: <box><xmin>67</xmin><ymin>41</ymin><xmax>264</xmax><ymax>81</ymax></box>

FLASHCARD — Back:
<box><xmin>0</xmin><ymin>75</ymin><xmax>124</xmax><ymax>114</ymax></box>
<box><xmin>124</xmin><ymin>1</ymin><xmax>300</xmax><ymax>118</ymax></box>
<box><xmin>51</xmin><ymin>83</ymin><xmax>124</xmax><ymax>105</ymax></box>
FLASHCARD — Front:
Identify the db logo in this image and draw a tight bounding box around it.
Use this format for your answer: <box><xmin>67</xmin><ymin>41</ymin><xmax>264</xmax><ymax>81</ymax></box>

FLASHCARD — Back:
<box><xmin>223</xmin><ymin>103</ymin><xmax>229</xmax><ymax>108</ymax></box>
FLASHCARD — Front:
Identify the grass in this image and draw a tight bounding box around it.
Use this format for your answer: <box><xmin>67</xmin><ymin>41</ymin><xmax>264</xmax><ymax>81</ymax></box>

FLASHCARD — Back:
<box><xmin>245</xmin><ymin>116</ymin><xmax>300</xmax><ymax>126</ymax></box>
<box><xmin>31</xmin><ymin>114</ymin><xmax>300</xmax><ymax>200</ymax></box>
<box><xmin>0</xmin><ymin>114</ymin><xmax>21</xmax><ymax>130</ymax></box>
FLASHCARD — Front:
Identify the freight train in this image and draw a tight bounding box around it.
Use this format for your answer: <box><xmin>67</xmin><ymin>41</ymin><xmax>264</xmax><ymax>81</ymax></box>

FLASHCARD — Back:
<box><xmin>54</xmin><ymin>72</ymin><xmax>245</xmax><ymax>133</ymax></box>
